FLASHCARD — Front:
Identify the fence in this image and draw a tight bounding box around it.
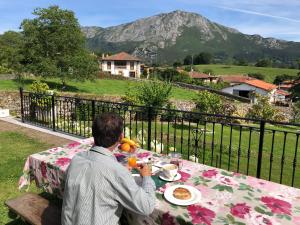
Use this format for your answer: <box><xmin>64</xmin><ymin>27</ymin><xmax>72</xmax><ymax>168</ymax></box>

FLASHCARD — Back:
<box><xmin>20</xmin><ymin>88</ymin><xmax>300</xmax><ymax>188</ymax></box>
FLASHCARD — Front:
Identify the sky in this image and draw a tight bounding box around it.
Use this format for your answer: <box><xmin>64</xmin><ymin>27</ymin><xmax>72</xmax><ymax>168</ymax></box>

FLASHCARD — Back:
<box><xmin>0</xmin><ymin>0</ymin><xmax>300</xmax><ymax>41</ymax></box>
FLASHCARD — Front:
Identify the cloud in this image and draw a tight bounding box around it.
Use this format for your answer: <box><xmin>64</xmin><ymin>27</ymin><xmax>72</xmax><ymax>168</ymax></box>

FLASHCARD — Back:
<box><xmin>218</xmin><ymin>6</ymin><xmax>300</xmax><ymax>23</ymax></box>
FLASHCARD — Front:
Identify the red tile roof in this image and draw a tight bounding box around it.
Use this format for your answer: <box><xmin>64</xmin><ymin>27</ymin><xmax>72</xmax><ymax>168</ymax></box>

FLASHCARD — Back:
<box><xmin>244</xmin><ymin>79</ymin><xmax>277</xmax><ymax>91</ymax></box>
<box><xmin>220</xmin><ymin>75</ymin><xmax>253</xmax><ymax>83</ymax></box>
<box><xmin>189</xmin><ymin>71</ymin><xmax>218</xmax><ymax>79</ymax></box>
<box><xmin>102</xmin><ymin>52</ymin><xmax>141</xmax><ymax>61</ymax></box>
<box><xmin>276</xmin><ymin>89</ymin><xmax>290</xmax><ymax>96</ymax></box>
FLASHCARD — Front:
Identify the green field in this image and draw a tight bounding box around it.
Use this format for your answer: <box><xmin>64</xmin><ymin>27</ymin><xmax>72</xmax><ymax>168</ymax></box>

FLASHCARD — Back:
<box><xmin>123</xmin><ymin>119</ymin><xmax>300</xmax><ymax>188</ymax></box>
<box><xmin>0</xmin><ymin>78</ymin><xmax>198</xmax><ymax>101</ymax></box>
<box><xmin>0</xmin><ymin>132</ymin><xmax>61</xmax><ymax>224</ymax></box>
<box><xmin>195</xmin><ymin>64</ymin><xmax>299</xmax><ymax>83</ymax></box>
<box><xmin>52</xmin><ymin>107</ymin><xmax>300</xmax><ymax>188</ymax></box>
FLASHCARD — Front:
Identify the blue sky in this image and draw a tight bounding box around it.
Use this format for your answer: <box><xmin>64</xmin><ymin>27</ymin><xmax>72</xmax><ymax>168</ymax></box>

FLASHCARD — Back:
<box><xmin>0</xmin><ymin>0</ymin><xmax>300</xmax><ymax>41</ymax></box>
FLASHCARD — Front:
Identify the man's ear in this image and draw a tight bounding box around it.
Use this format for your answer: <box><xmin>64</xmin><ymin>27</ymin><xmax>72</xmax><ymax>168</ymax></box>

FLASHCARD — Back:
<box><xmin>119</xmin><ymin>133</ymin><xmax>124</xmax><ymax>141</ymax></box>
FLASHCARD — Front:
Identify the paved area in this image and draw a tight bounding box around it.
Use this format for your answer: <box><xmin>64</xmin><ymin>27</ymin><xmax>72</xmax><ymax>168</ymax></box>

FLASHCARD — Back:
<box><xmin>0</xmin><ymin>117</ymin><xmax>82</xmax><ymax>146</ymax></box>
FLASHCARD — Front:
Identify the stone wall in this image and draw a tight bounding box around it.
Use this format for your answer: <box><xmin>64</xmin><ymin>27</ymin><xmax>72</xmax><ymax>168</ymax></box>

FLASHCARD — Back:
<box><xmin>0</xmin><ymin>91</ymin><xmax>21</xmax><ymax>117</ymax></box>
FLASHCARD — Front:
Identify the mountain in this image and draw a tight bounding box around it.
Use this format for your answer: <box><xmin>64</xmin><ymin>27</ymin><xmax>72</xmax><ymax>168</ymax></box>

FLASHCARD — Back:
<box><xmin>82</xmin><ymin>10</ymin><xmax>300</xmax><ymax>65</ymax></box>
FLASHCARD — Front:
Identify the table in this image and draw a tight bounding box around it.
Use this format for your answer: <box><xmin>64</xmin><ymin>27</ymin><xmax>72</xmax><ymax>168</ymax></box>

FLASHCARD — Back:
<box><xmin>20</xmin><ymin>138</ymin><xmax>300</xmax><ymax>225</ymax></box>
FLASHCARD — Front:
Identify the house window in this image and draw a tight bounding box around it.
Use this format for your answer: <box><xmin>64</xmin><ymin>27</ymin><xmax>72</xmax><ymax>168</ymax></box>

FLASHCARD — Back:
<box><xmin>130</xmin><ymin>62</ymin><xmax>134</xmax><ymax>70</ymax></box>
<box><xmin>115</xmin><ymin>61</ymin><xmax>127</xmax><ymax>67</ymax></box>
<box><xmin>107</xmin><ymin>62</ymin><xmax>111</xmax><ymax>70</ymax></box>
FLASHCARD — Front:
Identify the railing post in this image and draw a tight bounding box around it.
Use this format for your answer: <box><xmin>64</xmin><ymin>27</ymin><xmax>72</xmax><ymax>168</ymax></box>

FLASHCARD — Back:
<box><xmin>91</xmin><ymin>100</ymin><xmax>96</xmax><ymax>121</ymax></box>
<box><xmin>51</xmin><ymin>95</ymin><xmax>56</xmax><ymax>131</ymax></box>
<box><xmin>19</xmin><ymin>87</ymin><xmax>24</xmax><ymax>123</ymax></box>
<box><xmin>147</xmin><ymin>106</ymin><xmax>152</xmax><ymax>151</ymax></box>
<box><xmin>256</xmin><ymin>120</ymin><xmax>265</xmax><ymax>178</ymax></box>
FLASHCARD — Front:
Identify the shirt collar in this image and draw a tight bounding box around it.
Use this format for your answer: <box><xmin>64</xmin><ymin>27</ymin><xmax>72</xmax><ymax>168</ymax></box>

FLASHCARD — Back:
<box><xmin>90</xmin><ymin>145</ymin><xmax>116</xmax><ymax>160</ymax></box>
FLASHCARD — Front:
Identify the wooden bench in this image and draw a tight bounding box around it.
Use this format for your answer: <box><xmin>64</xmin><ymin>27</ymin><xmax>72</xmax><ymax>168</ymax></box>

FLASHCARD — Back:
<box><xmin>5</xmin><ymin>193</ymin><xmax>61</xmax><ymax>225</ymax></box>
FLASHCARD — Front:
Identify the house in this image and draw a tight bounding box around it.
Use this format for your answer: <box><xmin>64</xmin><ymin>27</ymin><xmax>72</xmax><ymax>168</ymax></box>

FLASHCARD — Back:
<box><xmin>189</xmin><ymin>71</ymin><xmax>219</xmax><ymax>83</ymax></box>
<box><xmin>221</xmin><ymin>78</ymin><xmax>278</xmax><ymax>102</ymax></box>
<box><xmin>274</xmin><ymin>89</ymin><xmax>290</xmax><ymax>105</ymax></box>
<box><xmin>101</xmin><ymin>52</ymin><xmax>141</xmax><ymax>78</ymax></box>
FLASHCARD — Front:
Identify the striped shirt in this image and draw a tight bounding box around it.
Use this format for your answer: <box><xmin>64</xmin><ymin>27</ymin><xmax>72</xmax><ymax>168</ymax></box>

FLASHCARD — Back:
<box><xmin>61</xmin><ymin>146</ymin><xmax>156</xmax><ymax>225</ymax></box>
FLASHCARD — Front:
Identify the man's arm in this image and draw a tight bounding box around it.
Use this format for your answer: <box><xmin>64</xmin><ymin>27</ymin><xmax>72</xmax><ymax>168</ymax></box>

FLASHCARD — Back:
<box><xmin>114</xmin><ymin>165</ymin><xmax>156</xmax><ymax>216</ymax></box>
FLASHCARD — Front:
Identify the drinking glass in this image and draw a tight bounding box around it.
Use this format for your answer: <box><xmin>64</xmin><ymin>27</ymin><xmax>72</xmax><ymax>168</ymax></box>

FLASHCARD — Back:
<box><xmin>169</xmin><ymin>152</ymin><xmax>182</xmax><ymax>170</ymax></box>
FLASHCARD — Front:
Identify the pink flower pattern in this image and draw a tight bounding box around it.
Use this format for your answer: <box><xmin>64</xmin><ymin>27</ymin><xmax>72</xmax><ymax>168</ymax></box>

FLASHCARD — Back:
<box><xmin>178</xmin><ymin>171</ymin><xmax>191</xmax><ymax>182</ymax></box>
<box><xmin>187</xmin><ymin>205</ymin><xmax>216</xmax><ymax>225</ymax></box>
<box><xmin>261</xmin><ymin>196</ymin><xmax>292</xmax><ymax>215</ymax></box>
<box><xmin>230</xmin><ymin>203</ymin><xmax>251</xmax><ymax>218</ymax></box>
<box><xmin>202</xmin><ymin>169</ymin><xmax>218</xmax><ymax>178</ymax></box>
<box><xmin>55</xmin><ymin>157</ymin><xmax>71</xmax><ymax>167</ymax></box>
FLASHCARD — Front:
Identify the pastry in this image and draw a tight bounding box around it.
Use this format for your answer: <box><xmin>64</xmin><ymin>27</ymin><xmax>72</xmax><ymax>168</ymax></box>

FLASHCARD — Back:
<box><xmin>173</xmin><ymin>187</ymin><xmax>191</xmax><ymax>200</ymax></box>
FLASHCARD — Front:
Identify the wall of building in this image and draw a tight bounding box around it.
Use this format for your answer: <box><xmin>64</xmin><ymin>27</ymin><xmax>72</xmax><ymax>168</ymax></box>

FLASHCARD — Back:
<box><xmin>101</xmin><ymin>60</ymin><xmax>141</xmax><ymax>78</ymax></box>
<box><xmin>222</xmin><ymin>84</ymin><xmax>277</xmax><ymax>102</ymax></box>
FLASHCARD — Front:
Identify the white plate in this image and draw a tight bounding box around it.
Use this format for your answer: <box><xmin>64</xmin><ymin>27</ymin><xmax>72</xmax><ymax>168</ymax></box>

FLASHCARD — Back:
<box><xmin>164</xmin><ymin>185</ymin><xmax>201</xmax><ymax>206</ymax></box>
<box><xmin>159</xmin><ymin>172</ymin><xmax>181</xmax><ymax>182</ymax></box>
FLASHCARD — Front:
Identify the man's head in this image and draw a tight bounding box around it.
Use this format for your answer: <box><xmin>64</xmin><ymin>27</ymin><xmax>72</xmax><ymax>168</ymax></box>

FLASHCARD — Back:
<box><xmin>92</xmin><ymin>112</ymin><xmax>123</xmax><ymax>148</ymax></box>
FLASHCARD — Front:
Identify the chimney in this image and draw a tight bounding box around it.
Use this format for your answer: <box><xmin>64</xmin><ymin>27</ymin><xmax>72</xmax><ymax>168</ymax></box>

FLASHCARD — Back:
<box><xmin>102</xmin><ymin>53</ymin><xmax>105</xmax><ymax>59</ymax></box>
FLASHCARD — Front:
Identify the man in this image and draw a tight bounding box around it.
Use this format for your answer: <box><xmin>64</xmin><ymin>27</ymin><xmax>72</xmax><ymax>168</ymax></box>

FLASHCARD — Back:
<box><xmin>62</xmin><ymin>112</ymin><xmax>156</xmax><ymax>225</ymax></box>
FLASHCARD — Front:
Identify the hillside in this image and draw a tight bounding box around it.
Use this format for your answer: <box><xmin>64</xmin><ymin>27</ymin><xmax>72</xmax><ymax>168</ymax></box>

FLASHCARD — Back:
<box><xmin>195</xmin><ymin>64</ymin><xmax>299</xmax><ymax>82</ymax></box>
<box><xmin>82</xmin><ymin>10</ymin><xmax>300</xmax><ymax>64</ymax></box>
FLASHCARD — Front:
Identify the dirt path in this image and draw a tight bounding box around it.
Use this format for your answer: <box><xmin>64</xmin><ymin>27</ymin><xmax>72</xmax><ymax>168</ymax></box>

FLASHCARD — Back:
<box><xmin>0</xmin><ymin>120</ymin><xmax>71</xmax><ymax>146</ymax></box>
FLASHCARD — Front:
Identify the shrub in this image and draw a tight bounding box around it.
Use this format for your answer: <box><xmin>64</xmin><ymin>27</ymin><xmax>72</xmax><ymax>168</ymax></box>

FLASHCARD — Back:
<box><xmin>246</xmin><ymin>95</ymin><xmax>280</xmax><ymax>121</ymax></box>
<box><xmin>0</xmin><ymin>65</ymin><xmax>13</xmax><ymax>74</ymax></box>
<box><xmin>123</xmin><ymin>80</ymin><xmax>172</xmax><ymax>108</ymax></box>
<box><xmin>273</xmin><ymin>74</ymin><xmax>295</xmax><ymax>84</ymax></box>
<box><xmin>255</xmin><ymin>59</ymin><xmax>272</xmax><ymax>67</ymax></box>
<box><xmin>192</xmin><ymin>90</ymin><xmax>236</xmax><ymax>122</ymax></box>
<box><xmin>248</xmin><ymin>73</ymin><xmax>265</xmax><ymax>80</ymax></box>
<box><xmin>29</xmin><ymin>80</ymin><xmax>50</xmax><ymax>94</ymax></box>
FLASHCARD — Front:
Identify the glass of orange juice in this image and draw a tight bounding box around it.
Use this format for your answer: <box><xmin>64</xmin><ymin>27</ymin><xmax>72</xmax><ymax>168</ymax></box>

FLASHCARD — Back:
<box><xmin>128</xmin><ymin>155</ymin><xmax>137</xmax><ymax>168</ymax></box>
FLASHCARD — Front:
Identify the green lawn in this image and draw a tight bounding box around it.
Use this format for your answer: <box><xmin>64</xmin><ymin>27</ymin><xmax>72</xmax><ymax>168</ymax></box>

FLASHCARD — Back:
<box><xmin>0</xmin><ymin>78</ymin><xmax>198</xmax><ymax>101</ymax></box>
<box><xmin>195</xmin><ymin>64</ymin><xmax>299</xmax><ymax>83</ymax></box>
<box><xmin>0</xmin><ymin>132</ymin><xmax>59</xmax><ymax>225</ymax></box>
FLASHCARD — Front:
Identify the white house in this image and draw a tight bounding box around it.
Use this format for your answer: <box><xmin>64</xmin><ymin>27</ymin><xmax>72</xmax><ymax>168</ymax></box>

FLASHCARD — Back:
<box><xmin>101</xmin><ymin>52</ymin><xmax>141</xmax><ymax>78</ymax></box>
<box><xmin>221</xmin><ymin>79</ymin><xmax>278</xmax><ymax>103</ymax></box>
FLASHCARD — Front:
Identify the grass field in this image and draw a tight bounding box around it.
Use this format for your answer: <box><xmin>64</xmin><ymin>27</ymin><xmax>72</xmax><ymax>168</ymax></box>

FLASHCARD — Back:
<box><xmin>195</xmin><ymin>64</ymin><xmax>299</xmax><ymax>83</ymax></box>
<box><xmin>0</xmin><ymin>131</ymin><xmax>60</xmax><ymax>224</ymax></box>
<box><xmin>0</xmin><ymin>78</ymin><xmax>198</xmax><ymax>101</ymax></box>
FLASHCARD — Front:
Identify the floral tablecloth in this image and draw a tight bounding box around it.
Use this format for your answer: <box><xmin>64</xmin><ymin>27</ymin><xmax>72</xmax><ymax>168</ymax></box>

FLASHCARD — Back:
<box><xmin>20</xmin><ymin>138</ymin><xmax>300</xmax><ymax>225</ymax></box>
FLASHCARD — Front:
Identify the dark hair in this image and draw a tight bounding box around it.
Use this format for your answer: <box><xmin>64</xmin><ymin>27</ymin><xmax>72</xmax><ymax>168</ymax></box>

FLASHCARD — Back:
<box><xmin>92</xmin><ymin>112</ymin><xmax>123</xmax><ymax>148</ymax></box>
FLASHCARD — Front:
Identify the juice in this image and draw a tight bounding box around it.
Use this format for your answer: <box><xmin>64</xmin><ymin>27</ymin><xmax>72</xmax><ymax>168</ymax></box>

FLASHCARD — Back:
<box><xmin>128</xmin><ymin>157</ymin><xmax>137</xmax><ymax>168</ymax></box>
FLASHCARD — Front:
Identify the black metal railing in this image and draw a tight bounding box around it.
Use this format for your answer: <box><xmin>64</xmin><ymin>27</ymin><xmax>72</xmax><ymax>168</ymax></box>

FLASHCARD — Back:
<box><xmin>20</xmin><ymin>88</ymin><xmax>300</xmax><ymax>188</ymax></box>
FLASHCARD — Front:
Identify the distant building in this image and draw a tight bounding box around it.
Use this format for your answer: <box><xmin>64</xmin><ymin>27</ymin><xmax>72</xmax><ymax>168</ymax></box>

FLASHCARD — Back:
<box><xmin>101</xmin><ymin>52</ymin><xmax>141</xmax><ymax>78</ymax></box>
<box><xmin>189</xmin><ymin>71</ymin><xmax>219</xmax><ymax>83</ymax></box>
<box><xmin>221</xmin><ymin>78</ymin><xmax>278</xmax><ymax>103</ymax></box>
<box><xmin>219</xmin><ymin>75</ymin><xmax>254</xmax><ymax>85</ymax></box>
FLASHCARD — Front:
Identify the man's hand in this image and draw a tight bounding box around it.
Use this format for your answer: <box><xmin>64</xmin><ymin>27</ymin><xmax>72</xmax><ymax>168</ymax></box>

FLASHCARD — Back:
<box><xmin>137</xmin><ymin>164</ymin><xmax>151</xmax><ymax>177</ymax></box>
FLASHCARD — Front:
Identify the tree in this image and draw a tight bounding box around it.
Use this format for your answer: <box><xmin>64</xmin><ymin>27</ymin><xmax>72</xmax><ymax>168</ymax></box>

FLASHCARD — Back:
<box><xmin>291</xmin><ymin>102</ymin><xmax>300</xmax><ymax>123</ymax></box>
<box><xmin>194</xmin><ymin>52</ymin><xmax>213</xmax><ymax>65</ymax></box>
<box><xmin>159</xmin><ymin>68</ymin><xmax>181</xmax><ymax>82</ymax></box>
<box><xmin>255</xmin><ymin>58</ymin><xmax>272</xmax><ymax>67</ymax></box>
<box><xmin>0</xmin><ymin>31</ymin><xmax>24</xmax><ymax>72</ymax></box>
<box><xmin>173</xmin><ymin>61</ymin><xmax>182</xmax><ymax>68</ymax></box>
<box><xmin>183</xmin><ymin>55</ymin><xmax>193</xmax><ymax>65</ymax></box>
<box><xmin>20</xmin><ymin>6</ymin><xmax>99</xmax><ymax>87</ymax></box>
<box><xmin>273</xmin><ymin>74</ymin><xmax>295</xmax><ymax>85</ymax></box>
<box><xmin>248</xmin><ymin>73</ymin><xmax>265</xmax><ymax>80</ymax></box>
